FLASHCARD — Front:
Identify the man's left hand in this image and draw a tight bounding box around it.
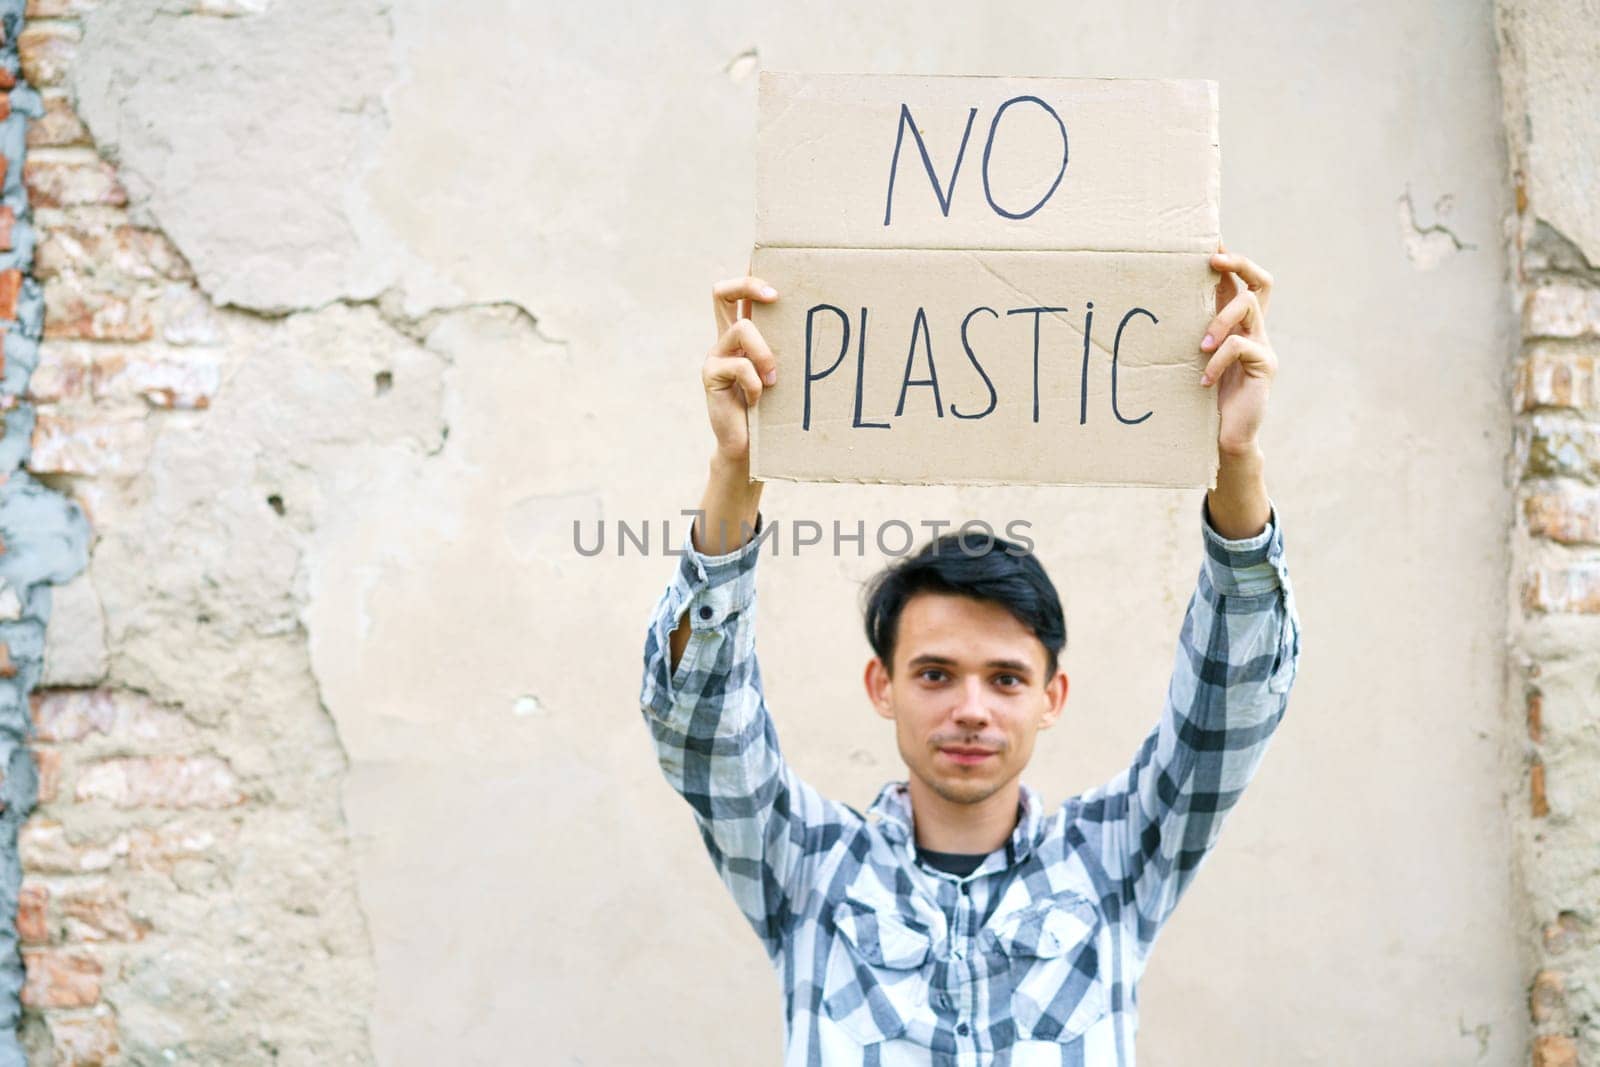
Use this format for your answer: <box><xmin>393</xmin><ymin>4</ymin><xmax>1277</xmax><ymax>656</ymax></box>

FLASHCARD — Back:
<box><xmin>1200</xmin><ymin>248</ymin><xmax>1278</xmax><ymax>457</ymax></box>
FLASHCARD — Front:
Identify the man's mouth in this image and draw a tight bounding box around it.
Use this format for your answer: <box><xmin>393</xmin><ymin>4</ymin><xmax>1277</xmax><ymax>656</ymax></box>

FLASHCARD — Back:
<box><xmin>939</xmin><ymin>746</ymin><xmax>996</xmax><ymax>765</ymax></box>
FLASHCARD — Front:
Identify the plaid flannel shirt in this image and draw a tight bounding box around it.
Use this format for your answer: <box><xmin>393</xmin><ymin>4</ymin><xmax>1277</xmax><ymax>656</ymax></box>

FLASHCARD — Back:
<box><xmin>639</xmin><ymin>499</ymin><xmax>1302</xmax><ymax>1066</ymax></box>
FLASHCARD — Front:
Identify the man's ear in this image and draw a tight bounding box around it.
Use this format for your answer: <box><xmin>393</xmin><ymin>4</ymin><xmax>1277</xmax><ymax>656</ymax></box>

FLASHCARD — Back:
<box><xmin>864</xmin><ymin>658</ymin><xmax>895</xmax><ymax>720</ymax></box>
<box><xmin>1038</xmin><ymin>669</ymin><xmax>1069</xmax><ymax>731</ymax></box>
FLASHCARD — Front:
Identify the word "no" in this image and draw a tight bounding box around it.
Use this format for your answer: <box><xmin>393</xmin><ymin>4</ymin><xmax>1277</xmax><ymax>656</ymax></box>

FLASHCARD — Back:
<box><xmin>883</xmin><ymin>95</ymin><xmax>1069</xmax><ymax>225</ymax></box>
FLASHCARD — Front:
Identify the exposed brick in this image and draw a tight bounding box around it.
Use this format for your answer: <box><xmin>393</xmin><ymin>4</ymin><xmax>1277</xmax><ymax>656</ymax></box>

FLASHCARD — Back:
<box><xmin>21</xmin><ymin>815</ymin><xmax>227</xmax><ymax>876</ymax></box>
<box><xmin>1517</xmin><ymin>348</ymin><xmax>1599</xmax><ymax>413</ymax></box>
<box><xmin>1525</xmin><ymin>484</ymin><xmax>1600</xmax><ymax>544</ymax></box>
<box><xmin>1526</xmin><ymin>285</ymin><xmax>1600</xmax><ymax>340</ymax></box>
<box><xmin>74</xmin><ymin>755</ymin><xmax>245</xmax><ymax>809</ymax></box>
<box><xmin>1533</xmin><ymin>1034</ymin><xmax>1578</xmax><ymax>1067</ymax></box>
<box><xmin>27</xmin><ymin>94</ymin><xmax>91</xmax><ymax>148</ymax></box>
<box><xmin>20</xmin><ymin>947</ymin><xmax>100</xmax><ymax>1008</ymax></box>
<box><xmin>34</xmin><ymin>746</ymin><xmax>61</xmax><ymax>804</ymax></box>
<box><xmin>18</xmin><ymin>816</ymin><xmax>118</xmax><ymax>874</ymax></box>
<box><xmin>0</xmin><ymin>640</ymin><xmax>15</xmax><ymax>678</ymax></box>
<box><xmin>1527</xmin><ymin>688</ymin><xmax>1544</xmax><ymax>743</ymax></box>
<box><xmin>1524</xmin><ymin>563</ymin><xmax>1600</xmax><ymax>615</ymax></box>
<box><xmin>0</xmin><ymin>68</ymin><xmax>14</xmax><ymax>92</ymax></box>
<box><xmin>0</xmin><ymin>268</ymin><xmax>21</xmax><ymax>320</ymax></box>
<box><xmin>94</xmin><ymin>349</ymin><xmax>220</xmax><ymax>409</ymax></box>
<box><xmin>56</xmin><ymin>879</ymin><xmax>150</xmax><ymax>942</ymax></box>
<box><xmin>25</xmin><ymin>0</ymin><xmax>101</xmax><ymax>15</ymax></box>
<box><xmin>43</xmin><ymin>275</ymin><xmax>156</xmax><ymax>342</ymax></box>
<box><xmin>34</xmin><ymin>224</ymin><xmax>192</xmax><ymax>282</ymax></box>
<box><xmin>28</xmin><ymin>411</ymin><xmax>148</xmax><ymax>477</ymax></box>
<box><xmin>17</xmin><ymin>881</ymin><xmax>49</xmax><ymax>944</ymax></box>
<box><xmin>0</xmin><ymin>205</ymin><xmax>13</xmax><ymax>252</ymax></box>
<box><xmin>46</xmin><ymin>1009</ymin><xmax>120</xmax><ymax>1067</ymax></box>
<box><xmin>32</xmin><ymin>688</ymin><xmax>195</xmax><ymax>744</ymax></box>
<box><xmin>17</xmin><ymin>22</ymin><xmax>81</xmax><ymax>88</ymax></box>
<box><xmin>1544</xmin><ymin>912</ymin><xmax>1588</xmax><ymax>955</ymax></box>
<box><xmin>1531</xmin><ymin>968</ymin><xmax>1565</xmax><ymax>1023</ymax></box>
<box><xmin>1523</xmin><ymin>418</ymin><xmax>1600</xmax><ymax>481</ymax></box>
<box><xmin>24</xmin><ymin>159</ymin><xmax>128</xmax><ymax>209</ymax></box>
<box><xmin>27</xmin><ymin>345</ymin><xmax>91</xmax><ymax>405</ymax></box>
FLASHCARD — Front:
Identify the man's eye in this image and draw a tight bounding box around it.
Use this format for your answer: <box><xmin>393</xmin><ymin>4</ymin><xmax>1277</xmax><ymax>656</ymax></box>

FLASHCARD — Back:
<box><xmin>995</xmin><ymin>674</ymin><xmax>1022</xmax><ymax>688</ymax></box>
<box><xmin>919</xmin><ymin>668</ymin><xmax>947</xmax><ymax>683</ymax></box>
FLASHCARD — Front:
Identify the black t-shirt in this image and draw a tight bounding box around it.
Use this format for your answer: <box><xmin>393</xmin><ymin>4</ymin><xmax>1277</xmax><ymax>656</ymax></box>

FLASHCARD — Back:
<box><xmin>915</xmin><ymin>846</ymin><xmax>989</xmax><ymax>878</ymax></box>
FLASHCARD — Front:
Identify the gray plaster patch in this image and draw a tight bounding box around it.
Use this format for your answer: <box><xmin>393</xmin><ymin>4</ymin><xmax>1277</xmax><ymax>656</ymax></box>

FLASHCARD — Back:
<box><xmin>70</xmin><ymin>0</ymin><xmax>402</xmax><ymax>312</ymax></box>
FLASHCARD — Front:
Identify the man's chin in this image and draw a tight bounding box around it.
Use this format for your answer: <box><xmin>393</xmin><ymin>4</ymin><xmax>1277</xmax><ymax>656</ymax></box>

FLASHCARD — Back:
<box><xmin>927</xmin><ymin>773</ymin><xmax>1003</xmax><ymax>806</ymax></box>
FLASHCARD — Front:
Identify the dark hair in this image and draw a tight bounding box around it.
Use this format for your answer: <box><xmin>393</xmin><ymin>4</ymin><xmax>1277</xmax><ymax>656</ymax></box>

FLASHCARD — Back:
<box><xmin>861</xmin><ymin>533</ymin><xmax>1066</xmax><ymax>678</ymax></box>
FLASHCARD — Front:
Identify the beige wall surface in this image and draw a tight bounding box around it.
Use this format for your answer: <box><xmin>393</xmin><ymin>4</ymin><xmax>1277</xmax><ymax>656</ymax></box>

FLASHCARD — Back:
<box><xmin>53</xmin><ymin>0</ymin><xmax>1524</xmax><ymax>1063</ymax></box>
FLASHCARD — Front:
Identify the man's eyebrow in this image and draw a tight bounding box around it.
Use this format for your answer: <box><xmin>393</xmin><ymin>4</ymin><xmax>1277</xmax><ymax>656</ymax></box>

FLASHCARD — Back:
<box><xmin>905</xmin><ymin>653</ymin><xmax>1035</xmax><ymax>675</ymax></box>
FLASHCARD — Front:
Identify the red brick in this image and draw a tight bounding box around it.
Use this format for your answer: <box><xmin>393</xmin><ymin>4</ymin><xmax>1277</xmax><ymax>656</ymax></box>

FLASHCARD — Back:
<box><xmin>26</xmin><ymin>0</ymin><xmax>101</xmax><ymax>14</ymax></box>
<box><xmin>1531</xmin><ymin>757</ymin><xmax>1550</xmax><ymax>817</ymax></box>
<box><xmin>32</xmin><ymin>688</ymin><xmax>194</xmax><ymax>744</ymax></box>
<box><xmin>26</xmin><ymin>345</ymin><xmax>91</xmax><ymax>405</ymax></box>
<box><xmin>1526</xmin><ymin>285</ymin><xmax>1600</xmax><ymax>339</ymax></box>
<box><xmin>20</xmin><ymin>947</ymin><xmax>100</xmax><ymax>1008</ymax></box>
<box><xmin>1522</xmin><ymin>418</ymin><xmax>1600</xmax><ymax>480</ymax></box>
<box><xmin>17</xmin><ymin>23</ymin><xmax>80</xmax><ymax>88</ymax></box>
<box><xmin>20</xmin><ymin>814</ymin><xmax>228</xmax><ymax>874</ymax></box>
<box><xmin>1524</xmin><ymin>563</ymin><xmax>1600</xmax><ymax>614</ymax></box>
<box><xmin>1525</xmin><ymin>484</ymin><xmax>1600</xmax><ymax>544</ymax></box>
<box><xmin>57</xmin><ymin>879</ymin><xmax>150</xmax><ymax>942</ymax></box>
<box><xmin>1533</xmin><ymin>1035</ymin><xmax>1578</xmax><ymax>1067</ymax></box>
<box><xmin>1516</xmin><ymin>349</ymin><xmax>1599</xmax><ymax>413</ymax></box>
<box><xmin>125</xmin><ymin>821</ymin><xmax>227</xmax><ymax>872</ymax></box>
<box><xmin>33</xmin><ymin>747</ymin><xmax>61</xmax><ymax>804</ymax></box>
<box><xmin>27</xmin><ymin>94</ymin><xmax>92</xmax><ymax>149</ymax></box>
<box><xmin>1527</xmin><ymin>689</ymin><xmax>1543</xmax><ymax>743</ymax></box>
<box><xmin>24</xmin><ymin>159</ymin><xmax>128</xmax><ymax>209</ymax></box>
<box><xmin>28</xmin><ymin>412</ymin><xmax>148</xmax><ymax>477</ymax></box>
<box><xmin>0</xmin><ymin>269</ymin><xmax>20</xmax><ymax>320</ymax></box>
<box><xmin>0</xmin><ymin>69</ymin><xmax>15</xmax><ymax>92</ymax></box>
<box><xmin>18</xmin><ymin>816</ymin><xmax>118</xmax><ymax>874</ymax></box>
<box><xmin>0</xmin><ymin>640</ymin><xmax>14</xmax><ymax>678</ymax></box>
<box><xmin>0</xmin><ymin>205</ymin><xmax>14</xmax><ymax>252</ymax></box>
<box><xmin>46</xmin><ymin>1009</ymin><xmax>120</xmax><ymax>1067</ymax></box>
<box><xmin>1531</xmin><ymin>969</ymin><xmax>1565</xmax><ymax>1023</ymax></box>
<box><xmin>17</xmin><ymin>881</ymin><xmax>49</xmax><ymax>944</ymax></box>
<box><xmin>93</xmin><ymin>349</ymin><xmax>220</xmax><ymax>409</ymax></box>
<box><xmin>74</xmin><ymin>755</ymin><xmax>245</xmax><ymax>809</ymax></box>
<box><xmin>1544</xmin><ymin>912</ymin><xmax>1588</xmax><ymax>955</ymax></box>
<box><xmin>34</xmin><ymin>223</ymin><xmax>192</xmax><ymax>282</ymax></box>
<box><xmin>43</xmin><ymin>276</ymin><xmax>156</xmax><ymax>342</ymax></box>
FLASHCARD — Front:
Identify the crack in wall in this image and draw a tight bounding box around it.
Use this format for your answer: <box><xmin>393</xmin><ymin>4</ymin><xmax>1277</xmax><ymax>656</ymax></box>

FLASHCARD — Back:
<box><xmin>1397</xmin><ymin>186</ymin><xmax>1475</xmax><ymax>270</ymax></box>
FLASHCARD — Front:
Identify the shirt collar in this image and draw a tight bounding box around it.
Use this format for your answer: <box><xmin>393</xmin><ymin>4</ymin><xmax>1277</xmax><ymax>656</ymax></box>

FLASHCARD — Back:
<box><xmin>863</xmin><ymin>778</ymin><xmax>1048</xmax><ymax>866</ymax></box>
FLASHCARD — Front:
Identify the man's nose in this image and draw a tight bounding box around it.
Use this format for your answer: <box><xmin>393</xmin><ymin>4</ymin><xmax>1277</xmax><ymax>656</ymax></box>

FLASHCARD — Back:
<box><xmin>951</xmin><ymin>676</ymin><xmax>991</xmax><ymax>725</ymax></box>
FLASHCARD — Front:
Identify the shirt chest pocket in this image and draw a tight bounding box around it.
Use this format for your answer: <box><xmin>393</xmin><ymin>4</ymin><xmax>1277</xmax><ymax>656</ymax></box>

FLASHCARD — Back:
<box><xmin>821</xmin><ymin>894</ymin><xmax>935</xmax><ymax>1046</ymax></box>
<box><xmin>989</xmin><ymin>892</ymin><xmax>1108</xmax><ymax>1043</ymax></box>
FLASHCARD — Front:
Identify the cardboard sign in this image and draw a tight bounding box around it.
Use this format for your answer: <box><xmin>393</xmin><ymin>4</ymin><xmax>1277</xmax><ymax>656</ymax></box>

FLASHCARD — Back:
<box><xmin>748</xmin><ymin>73</ymin><xmax>1221</xmax><ymax>488</ymax></box>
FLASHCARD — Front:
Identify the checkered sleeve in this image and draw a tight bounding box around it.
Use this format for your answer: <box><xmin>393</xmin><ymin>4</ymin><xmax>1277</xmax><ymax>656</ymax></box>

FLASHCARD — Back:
<box><xmin>1071</xmin><ymin>496</ymin><xmax>1302</xmax><ymax>965</ymax></box>
<box><xmin>639</xmin><ymin>514</ymin><xmax>845</xmax><ymax>960</ymax></box>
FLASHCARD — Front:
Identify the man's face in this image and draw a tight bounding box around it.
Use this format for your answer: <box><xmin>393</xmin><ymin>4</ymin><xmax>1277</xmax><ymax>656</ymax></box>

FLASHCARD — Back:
<box><xmin>864</xmin><ymin>591</ymin><xmax>1068</xmax><ymax>807</ymax></box>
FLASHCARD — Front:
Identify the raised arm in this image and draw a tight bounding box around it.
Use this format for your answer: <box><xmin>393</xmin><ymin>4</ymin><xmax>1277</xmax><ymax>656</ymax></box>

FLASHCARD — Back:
<box><xmin>639</xmin><ymin>275</ymin><xmax>849</xmax><ymax>959</ymax></box>
<box><xmin>1071</xmin><ymin>249</ymin><xmax>1302</xmax><ymax>961</ymax></box>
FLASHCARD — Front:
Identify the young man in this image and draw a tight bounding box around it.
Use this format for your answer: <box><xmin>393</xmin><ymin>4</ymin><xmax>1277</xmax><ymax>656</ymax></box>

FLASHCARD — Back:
<box><xmin>639</xmin><ymin>251</ymin><xmax>1302</xmax><ymax>1065</ymax></box>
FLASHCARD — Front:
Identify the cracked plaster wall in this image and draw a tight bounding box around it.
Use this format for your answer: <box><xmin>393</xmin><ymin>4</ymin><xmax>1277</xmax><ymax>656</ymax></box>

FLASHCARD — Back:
<box><xmin>7</xmin><ymin>0</ymin><xmax>1540</xmax><ymax>1063</ymax></box>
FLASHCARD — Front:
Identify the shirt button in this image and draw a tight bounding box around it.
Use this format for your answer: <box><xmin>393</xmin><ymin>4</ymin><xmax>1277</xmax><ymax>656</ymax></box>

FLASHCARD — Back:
<box><xmin>957</xmin><ymin>1022</ymin><xmax>970</xmax><ymax>1036</ymax></box>
<box><xmin>698</xmin><ymin>605</ymin><xmax>713</xmax><ymax>620</ymax></box>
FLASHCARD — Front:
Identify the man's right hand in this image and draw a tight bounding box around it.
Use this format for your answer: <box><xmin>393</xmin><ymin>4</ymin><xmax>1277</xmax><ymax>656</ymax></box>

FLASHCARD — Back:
<box><xmin>704</xmin><ymin>275</ymin><xmax>780</xmax><ymax>461</ymax></box>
